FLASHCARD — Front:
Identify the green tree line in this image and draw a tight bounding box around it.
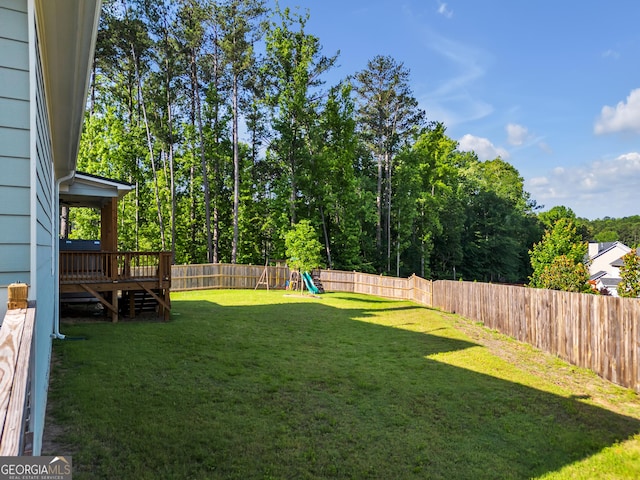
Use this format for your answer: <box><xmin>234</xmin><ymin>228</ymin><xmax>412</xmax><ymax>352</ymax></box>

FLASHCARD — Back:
<box><xmin>68</xmin><ymin>0</ymin><xmax>638</xmax><ymax>283</ymax></box>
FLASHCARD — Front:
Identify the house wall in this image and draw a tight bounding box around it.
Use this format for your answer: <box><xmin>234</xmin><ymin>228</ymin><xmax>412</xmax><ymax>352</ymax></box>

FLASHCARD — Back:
<box><xmin>0</xmin><ymin>0</ymin><xmax>31</xmax><ymax>319</ymax></box>
<box><xmin>589</xmin><ymin>244</ymin><xmax>629</xmax><ymax>278</ymax></box>
<box><xmin>0</xmin><ymin>0</ymin><xmax>58</xmax><ymax>455</ymax></box>
<box><xmin>31</xmin><ymin>6</ymin><xmax>56</xmax><ymax>454</ymax></box>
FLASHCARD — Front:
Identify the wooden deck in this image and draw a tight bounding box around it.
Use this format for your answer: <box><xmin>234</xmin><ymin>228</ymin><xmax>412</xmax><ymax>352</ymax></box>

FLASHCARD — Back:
<box><xmin>60</xmin><ymin>251</ymin><xmax>172</xmax><ymax>321</ymax></box>
<box><xmin>0</xmin><ymin>303</ymin><xmax>35</xmax><ymax>455</ymax></box>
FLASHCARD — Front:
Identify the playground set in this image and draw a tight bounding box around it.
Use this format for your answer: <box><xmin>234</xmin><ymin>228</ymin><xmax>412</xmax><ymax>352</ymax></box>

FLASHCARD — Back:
<box><xmin>254</xmin><ymin>259</ymin><xmax>324</xmax><ymax>294</ymax></box>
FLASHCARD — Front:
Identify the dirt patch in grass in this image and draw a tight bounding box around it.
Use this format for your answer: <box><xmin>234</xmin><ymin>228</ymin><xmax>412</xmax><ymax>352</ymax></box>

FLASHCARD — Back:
<box><xmin>41</xmin><ymin>405</ymin><xmax>69</xmax><ymax>456</ymax></box>
<box><xmin>41</xmin><ymin>354</ymin><xmax>74</xmax><ymax>456</ymax></box>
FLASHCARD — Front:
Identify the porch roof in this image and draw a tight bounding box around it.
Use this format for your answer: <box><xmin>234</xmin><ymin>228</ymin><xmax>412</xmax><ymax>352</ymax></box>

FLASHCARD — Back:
<box><xmin>59</xmin><ymin>172</ymin><xmax>133</xmax><ymax>209</ymax></box>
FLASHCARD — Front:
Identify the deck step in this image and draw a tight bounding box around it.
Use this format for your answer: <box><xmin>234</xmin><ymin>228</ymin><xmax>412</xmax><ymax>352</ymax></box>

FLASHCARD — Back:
<box><xmin>121</xmin><ymin>290</ymin><xmax>162</xmax><ymax>317</ymax></box>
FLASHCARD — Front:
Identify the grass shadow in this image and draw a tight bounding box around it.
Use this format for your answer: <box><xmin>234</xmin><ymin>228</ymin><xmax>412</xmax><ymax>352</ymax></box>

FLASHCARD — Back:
<box><xmin>48</xmin><ymin>292</ymin><xmax>640</xmax><ymax>479</ymax></box>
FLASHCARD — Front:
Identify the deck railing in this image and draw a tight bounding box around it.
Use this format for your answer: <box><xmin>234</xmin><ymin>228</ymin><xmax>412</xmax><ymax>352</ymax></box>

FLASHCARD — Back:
<box><xmin>0</xmin><ymin>303</ymin><xmax>35</xmax><ymax>455</ymax></box>
<box><xmin>60</xmin><ymin>251</ymin><xmax>172</xmax><ymax>284</ymax></box>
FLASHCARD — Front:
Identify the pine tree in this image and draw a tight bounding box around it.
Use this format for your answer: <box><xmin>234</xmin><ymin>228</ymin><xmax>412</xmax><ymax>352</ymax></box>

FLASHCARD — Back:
<box><xmin>218</xmin><ymin>0</ymin><xmax>266</xmax><ymax>263</ymax></box>
<box><xmin>353</xmin><ymin>55</ymin><xmax>425</xmax><ymax>272</ymax></box>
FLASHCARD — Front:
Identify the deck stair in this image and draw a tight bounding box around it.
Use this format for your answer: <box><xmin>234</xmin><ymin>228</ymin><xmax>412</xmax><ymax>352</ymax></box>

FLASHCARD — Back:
<box><xmin>121</xmin><ymin>289</ymin><xmax>164</xmax><ymax>318</ymax></box>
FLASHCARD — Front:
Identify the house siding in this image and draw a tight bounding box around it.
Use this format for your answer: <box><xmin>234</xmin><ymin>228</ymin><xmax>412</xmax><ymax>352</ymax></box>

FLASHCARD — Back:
<box><xmin>2</xmin><ymin>0</ymin><xmax>100</xmax><ymax>455</ymax></box>
<box><xmin>31</xmin><ymin>9</ymin><xmax>56</xmax><ymax>454</ymax></box>
<box><xmin>0</xmin><ymin>0</ymin><xmax>30</xmax><ymax>316</ymax></box>
<box><xmin>0</xmin><ymin>0</ymin><xmax>57</xmax><ymax>455</ymax></box>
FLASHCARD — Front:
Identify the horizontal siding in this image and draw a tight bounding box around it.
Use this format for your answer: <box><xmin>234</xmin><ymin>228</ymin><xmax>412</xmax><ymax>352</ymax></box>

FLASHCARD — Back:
<box><xmin>32</xmin><ymin>17</ymin><xmax>55</xmax><ymax>456</ymax></box>
<box><xmin>0</xmin><ymin>37</ymin><xmax>28</xmax><ymax>71</ymax></box>
<box><xmin>0</xmin><ymin>68</ymin><xmax>28</xmax><ymax>100</ymax></box>
<box><xmin>0</xmin><ymin>128</ymin><xmax>29</xmax><ymax>158</ymax></box>
<box><xmin>0</xmin><ymin>1</ymin><xmax>26</xmax><ymax>12</ymax></box>
<box><xmin>35</xmin><ymin>243</ymin><xmax>52</xmax><ymax>272</ymax></box>
<box><xmin>0</xmin><ymin>186</ymin><xmax>29</xmax><ymax>214</ymax></box>
<box><xmin>36</xmin><ymin>202</ymin><xmax>52</xmax><ymax>247</ymax></box>
<box><xmin>0</xmin><ymin>156</ymin><xmax>29</xmax><ymax>186</ymax></box>
<box><xmin>0</xmin><ymin>0</ymin><xmax>29</xmax><ymax>315</ymax></box>
<box><xmin>0</xmin><ymin>0</ymin><xmax>30</xmax><ymax>258</ymax></box>
<box><xmin>0</xmin><ymin>215</ymin><xmax>28</xmax><ymax>243</ymax></box>
<box><xmin>0</xmin><ymin>272</ymin><xmax>28</xmax><ymax>288</ymax></box>
<box><xmin>0</xmin><ymin>5</ymin><xmax>27</xmax><ymax>42</ymax></box>
<box><xmin>0</xmin><ymin>245</ymin><xmax>29</xmax><ymax>272</ymax></box>
<box><xmin>35</xmin><ymin>46</ymin><xmax>54</xmax><ymax>247</ymax></box>
<box><xmin>0</xmin><ymin>97</ymin><xmax>29</xmax><ymax>129</ymax></box>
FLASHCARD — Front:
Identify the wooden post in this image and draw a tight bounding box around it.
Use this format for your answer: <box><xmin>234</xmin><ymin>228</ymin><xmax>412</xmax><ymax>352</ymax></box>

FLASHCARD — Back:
<box><xmin>112</xmin><ymin>293</ymin><xmax>119</xmax><ymax>323</ymax></box>
<box><xmin>101</xmin><ymin>198</ymin><xmax>119</xmax><ymax>285</ymax></box>
<box><xmin>129</xmin><ymin>292</ymin><xmax>136</xmax><ymax>319</ymax></box>
<box><xmin>7</xmin><ymin>284</ymin><xmax>28</xmax><ymax>310</ymax></box>
<box><xmin>255</xmin><ymin>261</ymin><xmax>270</xmax><ymax>290</ymax></box>
<box><xmin>100</xmin><ymin>197</ymin><xmax>118</xmax><ymax>252</ymax></box>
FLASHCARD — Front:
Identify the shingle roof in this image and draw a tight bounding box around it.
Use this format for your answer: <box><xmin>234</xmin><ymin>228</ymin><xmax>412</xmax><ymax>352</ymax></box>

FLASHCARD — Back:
<box><xmin>591</xmin><ymin>241</ymin><xmax>625</xmax><ymax>260</ymax></box>
<box><xmin>600</xmin><ymin>278</ymin><xmax>621</xmax><ymax>288</ymax></box>
<box><xmin>611</xmin><ymin>257</ymin><xmax>625</xmax><ymax>267</ymax></box>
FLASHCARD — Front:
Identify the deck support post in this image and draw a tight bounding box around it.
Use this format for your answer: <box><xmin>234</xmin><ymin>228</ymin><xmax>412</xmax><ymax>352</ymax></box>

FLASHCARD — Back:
<box><xmin>100</xmin><ymin>198</ymin><xmax>118</xmax><ymax>253</ymax></box>
<box><xmin>79</xmin><ymin>284</ymin><xmax>119</xmax><ymax>322</ymax></box>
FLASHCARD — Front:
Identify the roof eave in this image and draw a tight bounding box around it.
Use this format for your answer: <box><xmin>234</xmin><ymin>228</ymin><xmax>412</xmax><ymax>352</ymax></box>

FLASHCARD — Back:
<box><xmin>35</xmin><ymin>0</ymin><xmax>102</xmax><ymax>179</ymax></box>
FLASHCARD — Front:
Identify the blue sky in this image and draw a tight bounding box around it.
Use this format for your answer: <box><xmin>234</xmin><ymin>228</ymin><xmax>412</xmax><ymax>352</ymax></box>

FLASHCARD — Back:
<box><xmin>269</xmin><ymin>0</ymin><xmax>640</xmax><ymax>219</ymax></box>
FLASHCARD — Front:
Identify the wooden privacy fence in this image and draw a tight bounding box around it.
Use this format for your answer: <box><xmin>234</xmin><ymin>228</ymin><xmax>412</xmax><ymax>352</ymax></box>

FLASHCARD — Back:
<box><xmin>172</xmin><ymin>263</ymin><xmax>289</xmax><ymax>291</ymax></box>
<box><xmin>318</xmin><ymin>270</ymin><xmax>434</xmax><ymax>306</ymax></box>
<box><xmin>432</xmin><ymin>280</ymin><xmax>640</xmax><ymax>393</ymax></box>
<box><xmin>170</xmin><ymin>264</ymin><xmax>639</xmax><ymax>392</ymax></box>
<box><xmin>171</xmin><ymin>265</ymin><xmax>434</xmax><ymax>305</ymax></box>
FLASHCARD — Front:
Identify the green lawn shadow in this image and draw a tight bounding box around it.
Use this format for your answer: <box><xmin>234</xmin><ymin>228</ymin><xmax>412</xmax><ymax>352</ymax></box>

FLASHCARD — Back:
<box><xmin>51</xmin><ymin>294</ymin><xmax>640</xmax><ymax>479</ymax></box>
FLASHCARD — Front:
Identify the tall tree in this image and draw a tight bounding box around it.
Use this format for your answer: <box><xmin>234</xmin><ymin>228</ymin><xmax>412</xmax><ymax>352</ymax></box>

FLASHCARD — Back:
<box><xmin>353</xmin><ymin>55</ymin><xmax>425</xmax><ymax>272</ymax></box>
<box><xmin>308</xmin><ymin>83</ymin><xmax>363</xmax><ymax>270</ymax></box>
<box><xmin>141</xmin><ymin>0</ymin><xmax>182</xmax><ymax>262</ymax></box>
<box><xmin>538</xmin><ymin>205</ymin><xmax>591</xmax><ymax>242</ymax></box>
<box><xmin>218</xmin><ymin>0</ymin><xmax>266</xmax><ymax>263</ymax></box>
<box><xmin>79</xmin><ymin>0</ymin><xmax>548</xmax><ymax>276</ymax></box>
<box><xmin>174</xmin><ymin>0</ymin><xmax>216</xmax><ymax>262</ymax></box>
<box><xmin>263</xmin><ymin>6</ymin><xmax>337</xmax><ymax>235</ymax></box>
<box><xmin>460</xmin><ymin>158</ymin><xmax>536</xmax><ymax>282</ymax></box>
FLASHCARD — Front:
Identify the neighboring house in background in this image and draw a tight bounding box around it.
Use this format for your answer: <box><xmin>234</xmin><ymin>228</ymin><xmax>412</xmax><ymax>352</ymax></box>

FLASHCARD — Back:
<box><xmin>0</xmin><ymin>0</ymin><xmax>102</xmax><ymax>455</ymax></box>
<box><xmin>587</xmin><ymin>241</ymin><xmax>633</xmax><ymax>296</ymax></box>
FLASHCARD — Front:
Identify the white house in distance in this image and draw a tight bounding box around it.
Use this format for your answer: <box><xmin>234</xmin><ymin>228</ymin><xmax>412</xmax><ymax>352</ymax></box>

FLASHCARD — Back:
<box><xmin>587</xmin><ymin>241</ymin><xmax>634</xmax><ymax>296</ymax></box>
<box><xmin>0</xmin><ymin>0</ymin><xmax>102</xmax><ymax>455</ymax></box>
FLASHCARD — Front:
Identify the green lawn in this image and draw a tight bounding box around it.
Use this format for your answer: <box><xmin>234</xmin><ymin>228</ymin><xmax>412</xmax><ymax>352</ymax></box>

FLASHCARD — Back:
<box><xmin>45</xmin><ymin>290</ymin><xmax>640</xmax><ymax>479</ymax></box>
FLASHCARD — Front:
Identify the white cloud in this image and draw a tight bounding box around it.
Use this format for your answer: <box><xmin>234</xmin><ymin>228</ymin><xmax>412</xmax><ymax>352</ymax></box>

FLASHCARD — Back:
<box><xmin>602</xmin><ymin>49</ymin><xmax>620</xmax><ymax>60</ymax></box>
<box><xmin>526</xmin><ymin>152</ymin><xmax>640</xmax><ymax>218</ymax></box>
<box><xmin>506</xmin><ymin>123</ymin><xmax>529</xmax><ymax>146</ymax></box>
<box><xmin>528</xmin><ymin>177</ymin><xmax>549</xmax><ymax>187</ymax></box>
<box><xmin>437</xmin><ymin>1</ymin><xmax>453</xmax><ymax>18</ymax></box>
<box><xmin>458</xmin><ymin>134</ymin><xmax>509</xmax><ymax>161</ymax></box>
<box><xmin>538</xmin><ymin>142</ymin><xmax>553</xmax><ymax>154</ymax></box>
<box><xmin>594</xmin><ymin>88</ymin><xmax>640</xmax><ymax>135</ymax></box>
<box><xmin>415</xmin><ymin>26</ymin><xmax>493</xmax><ymax>127</ymax></box>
